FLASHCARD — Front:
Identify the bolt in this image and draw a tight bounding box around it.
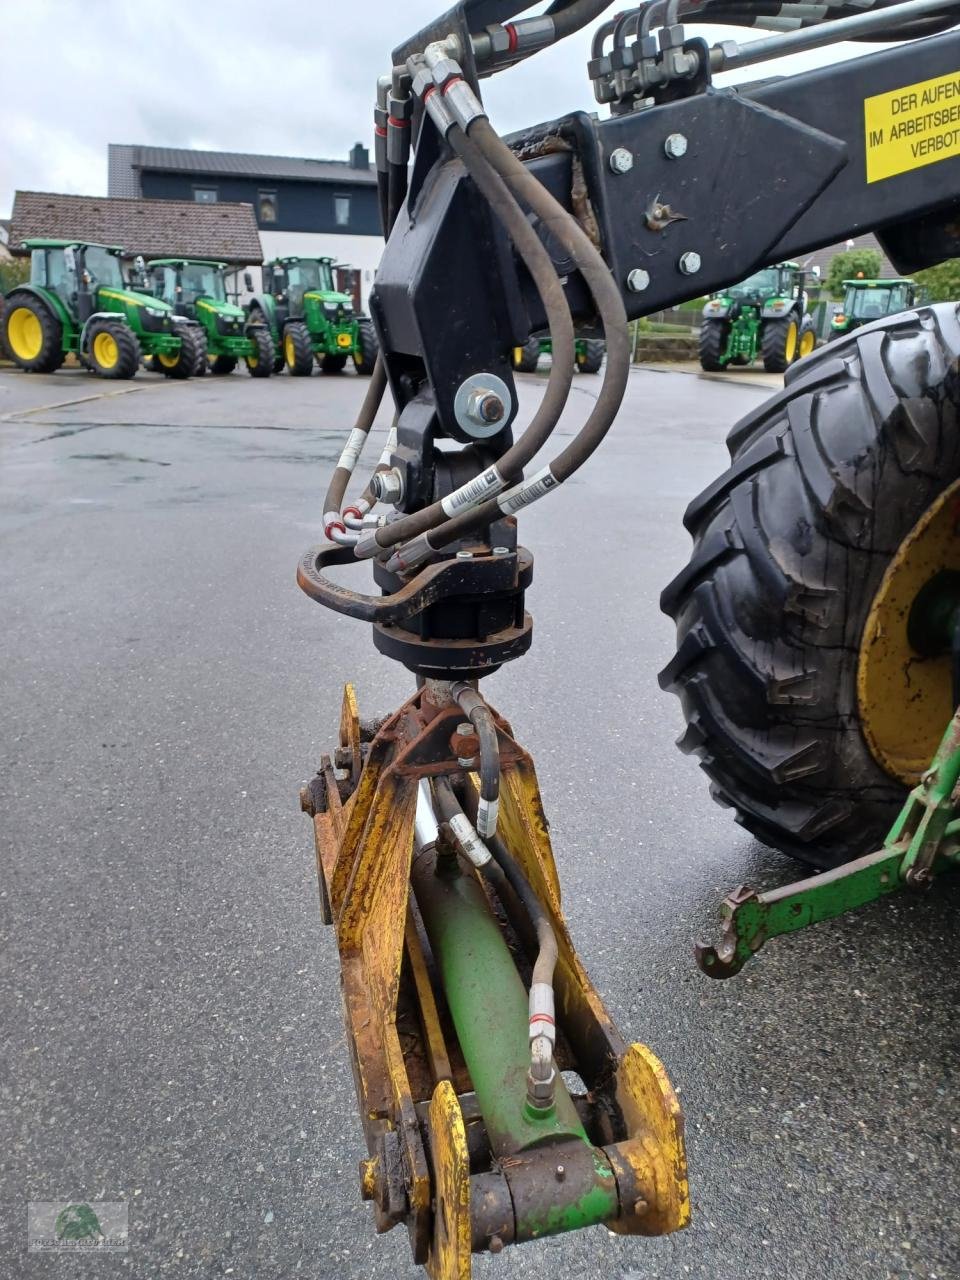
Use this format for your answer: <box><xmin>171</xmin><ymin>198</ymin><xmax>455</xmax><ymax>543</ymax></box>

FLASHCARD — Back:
<box><xmin>555</xmin><ymin>1164</ymin><xmax>565</xmax><ymax>1183</ymax></box>
<box><xmin>299</xmin><ymin>786</ymin><xmax>315</xmax><ymax>817</ymax></box>
<box><xmin>678</xmin><ymin>251</ymin><xmax>701</xmax><ymax>276</ymax></box>
<box><xmin>664</xmin><ymin>132</ymin><xmax>688</xmax><ymax>159</ymax></box>
<box><xmin>333</xmin><ymin>745</ymin><xmax>353</xmax><ymax>769</ymax></box>
<box><xmin>626</xmin><ymin>268</ymin><xmax>650</xmax><ymax>293</ymax></box>
<box><xmin>456</xmin><ymin>550</ymin><xmax>474</xmax><ymax>559</ymax></box>
<box><xmin>465</xmin><ymin>388</ymin><xmax>505</xmax><ymax>426</ymax></box>
<box><xmin>457</xmin><ymin>721</ymin><xmax>473</xmax><ymax>736</ymax></box>
<box><xmin>371</xmin><ymin>467</ymin><xmax>404</xmax><ymax>504</ymax></box>
<box><xmin>609</xmin><ymin>146</ymin><xmax>633</xmax><ymax>174</ymax></box>
<box><xmin>488</xmin><ymin>1235</ymin><xmax>504</xmax><ymax>1255</ymax></box>
<box><xmin>492</xmin><ymin>546</ymin><xmax>510</xmax><ymax>555</ymax></box>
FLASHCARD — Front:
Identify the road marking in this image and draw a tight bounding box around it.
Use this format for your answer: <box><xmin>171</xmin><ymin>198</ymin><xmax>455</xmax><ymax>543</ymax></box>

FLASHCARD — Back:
<box><xmin>0</xmin><ymin>382</ymin><xmax>155</xmax><ymax>422</ymax></box>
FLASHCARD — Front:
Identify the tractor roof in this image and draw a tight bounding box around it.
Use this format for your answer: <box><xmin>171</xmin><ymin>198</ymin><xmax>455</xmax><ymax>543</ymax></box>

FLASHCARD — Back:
<box><xmin>270</xmin><ymin>255</ymin><xmax>335</xmax><ymax>266</ymax></box>
<box><xmin>21</xmin><ymin>238</ymin><xmax>124</xmax><ymax>253</ymax></box>
<box><xmin>147</xmin><ymin>258</ymin><xmax>228</xmax><ymax>269</ymax></box>
<box><xmin>842</xmin><ymin>277</ymin><xmax>915</xmax><ymax>287</ymax></box>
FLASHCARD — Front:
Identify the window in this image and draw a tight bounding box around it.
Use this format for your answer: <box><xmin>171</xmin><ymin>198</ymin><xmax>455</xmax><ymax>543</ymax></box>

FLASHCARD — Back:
<box><xmin>258</xmin><ymin>190</ymin><xmax>278</xmax><ymax>224</ymax></box>
<box><xmin>334</xmin><ymin>194</ymin><xmax>350</xmax><ymax>227</ymax></box>
<box><xmin>193</xmin><ymin>187</ymin><xmax>218</xmax><ymax>203</ymax></box>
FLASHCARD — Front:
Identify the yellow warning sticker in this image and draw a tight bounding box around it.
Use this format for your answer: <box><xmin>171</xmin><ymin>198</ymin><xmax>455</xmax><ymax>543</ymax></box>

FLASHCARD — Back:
<box><xmin>864</xmin><ymin>70</ymin><xmax>960</xmax><ymax>183</ymax></box>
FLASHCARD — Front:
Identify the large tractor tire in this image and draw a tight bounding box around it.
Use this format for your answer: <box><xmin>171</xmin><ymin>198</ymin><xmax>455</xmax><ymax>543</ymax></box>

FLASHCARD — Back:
<box><xmin>209</xmin><ymin>354</ymin><xmax>237</xmax><ymax>375</ymax></box>
<box><xmin>245</xmin><ymin>325</ymin><xmax>274</xmax><ymax>378</ymax></box>
<box><xmin>576</xmin><ymin>338</ymin><xmax>605</xmax><ymax>374</ymax></box>
<box><xmin>760</xmin><ymin>314</ymin><xmax>800</xmax><ymax>372</ymax></box>
<box><xmin>322</xmin><ymin>354</ymin><xmax>347</xmax><ymax>374</ymax></box>
<box><xmin>3</xmin><ymin>291</ymin><xmax>65</xmax><ymax>373</ymax></box>
<box><xmin>513</xmin><ymin>337</ymin><xmax>540</xmax><ymax>373</ymax></box>
<box><xmin>158</xmin><ymin>325</ymin><xmax>202</xmax><ymax>380</ymax></box>
<box><xmin>353</xmin><ymin>318</ymin><xmax>379</xmax><ymax>375</ymax></box>
<box><xmin>698</xmin><ymin>320</ymin><xmax>728</xmax><ymax>372</ymax></box>
<box><xmin>86</xmin><ymin>320</ymin><xmax>141</xmax><ymax>379</ymax></box>
<box><xmin>798</xmin><ymin>315</ymin><xmax>817</xmax><ymax>359</ymax></box>
<box><xmin>283</xmin><ymin>321</ymin><xmax>314</xmax><ymax>376</ymax></box>
<box><xmin>660</xmin><ymin>304</ymin><xmax>960</xmax><ymax>870</ymax></box>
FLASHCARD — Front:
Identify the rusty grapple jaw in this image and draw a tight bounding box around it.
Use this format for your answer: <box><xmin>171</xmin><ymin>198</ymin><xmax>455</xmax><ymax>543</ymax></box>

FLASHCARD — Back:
<box><xmin>301</xmin><ymin>684</ymin><xmax>689</xmax><ymax>1278</ymax></box>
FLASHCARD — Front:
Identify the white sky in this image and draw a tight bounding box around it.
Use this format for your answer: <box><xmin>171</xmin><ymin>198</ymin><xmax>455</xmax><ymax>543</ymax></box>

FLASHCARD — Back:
<box><xmin>0</xmin><ymin>0</ymin><xmax>889</xmax><ymax>218</ymax></box>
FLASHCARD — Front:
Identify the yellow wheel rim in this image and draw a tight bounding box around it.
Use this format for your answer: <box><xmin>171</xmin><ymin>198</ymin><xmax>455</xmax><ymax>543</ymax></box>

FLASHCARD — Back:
<box><xmin>93</xmin><ymin>331</ymin><xmax>119</xmax><ymax>368</ymax></box>
<box><xmin>799</xmin><ymin>328</ymin><xmax>816</xmax><ymax>357</ymax></box>
<box><xmin>858</xmin><ymin>477</ymin><xmax>960</xmax><ymax>782</ymax></box>
<box><xmin>158</xmin><ymin>351</ymin><xmax>179</xmax><ymax>369</ymax></box>
<box><xmin>246</xmin><ymin>353</ymin><xmax>259</xmax><ymax>368</ymax></box>
<box><xmin>7</xmin><ymin>307</ymin><xmax>43</xmax><ymax>360</ymax></box>
<box><xmin>512</xmin><ymin>346</ymin><xmax>523</xmax><ymax>367</ymax></box>
<box><xmin>784</xmin><ymin>320</ymin><xmax>798</xmax><ymax>362</ymax></box>
<box><xmin>284</xmin><ymin>333</ymin><xmax>295</xmax><ymax>365</ymax></box>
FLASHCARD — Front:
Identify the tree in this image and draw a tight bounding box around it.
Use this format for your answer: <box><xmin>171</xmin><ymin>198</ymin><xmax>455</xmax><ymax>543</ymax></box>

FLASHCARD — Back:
<box><xmin>825</xmin><ymin>248</ymin><xmax>883</xmax><ymax>299</ymax></box>
<box><xmin>914</xmin><ymin>259</ymin><xmax>960</xmax><ymax>303</ymax></box>
<box><xmin>0</xmin><ymin>256</ymin><xmax>30</xmax><ymax>294</ymax></box>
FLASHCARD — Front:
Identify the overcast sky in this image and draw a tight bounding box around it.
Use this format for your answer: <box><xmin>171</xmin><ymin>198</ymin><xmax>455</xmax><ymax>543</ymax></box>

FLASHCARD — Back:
<box><xmin>0</xmin><ymin>0</ymin><xmax>885</xmax><ymax>217</ymax></box>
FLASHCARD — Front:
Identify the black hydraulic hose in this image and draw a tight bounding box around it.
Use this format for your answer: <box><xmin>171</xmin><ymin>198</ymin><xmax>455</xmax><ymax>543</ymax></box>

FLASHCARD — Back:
<box><xmin>321</xmin><ymin>358</ymin><xmax>388</xmax><ymax>532</ymax></box>
<box><xmin>451</xmin><ymin>681</ymin><xmax>500</xmax><ymax>837</ymax></box>
<box><xmin>364</xmin><ymin>120</ymin><xmax>576</xmax><ymax>554</ymax></box>
<box><xmin>546</xmin><ymin>0</ymin><xmax>619</xmax><ymax>39</ymax></box>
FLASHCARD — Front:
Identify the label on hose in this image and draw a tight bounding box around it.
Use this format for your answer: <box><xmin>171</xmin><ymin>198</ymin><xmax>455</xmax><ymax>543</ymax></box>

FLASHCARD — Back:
<box><xmin>476</xmin><ymin>796</ymin><xmax>498</xmax><ymax>838</ymax></box>
<box><xmin>498</xmin><ymin>466</ymin><xmax>558</xmax><ymax>515</ymax></box>
<box><xmin>336</xmin><ymin>427</ymin><xmax>368</xmax><ymax>474</ymax></box>
<box><xmin>440</xmin><ymin>466</ymin><xmax>505</xmax><ymax>518</ymax></box>
<box><xmin>449</xmin><ymin>813</ymin><xmax>491</xmax><ymax>866</ymax></box>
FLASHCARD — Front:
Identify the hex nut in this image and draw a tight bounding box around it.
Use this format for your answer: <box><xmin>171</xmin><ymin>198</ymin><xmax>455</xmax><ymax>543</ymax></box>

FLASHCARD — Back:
<box><xmin>626</xmin><ymin>268</ymin><xmax>651</xmax><ymax>293</ymax></box>
<box><xmin>679</xmin><ymin>251</ymin><xmax>702</xmax><ymax>276</ymax></box>
<box><xmin>609</xmin><ymin>147</ymin><xmax>634</xmax><ymax>174</ymax></box>
<box><xmin>664</xmin><ymin>132</ymin><xmax>688</xmax><ymax>159</ymax></box>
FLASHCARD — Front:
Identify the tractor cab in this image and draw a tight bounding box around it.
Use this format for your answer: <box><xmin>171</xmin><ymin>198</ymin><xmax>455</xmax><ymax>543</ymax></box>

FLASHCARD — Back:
<box><xmin>27</xmin><ymin>240</ymin><xmax>128</xmax><ymax>322</ymax></box>
<box><xmin>263</xmin><ymin>256</ymin><xmax>345</xmax><ymax>322</ymax></box>
<box><xmin>148</xmin><ymin>259</ymin><xmax>231</xmax><ymax>316</ymax></box>
<box><xmin>830</xmin><ymin>278</ymin><xmax>921</xmax><ymax>337</ymax></box>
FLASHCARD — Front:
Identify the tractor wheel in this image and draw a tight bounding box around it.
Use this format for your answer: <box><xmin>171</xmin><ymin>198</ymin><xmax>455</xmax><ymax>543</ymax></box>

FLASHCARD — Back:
<box><xmin>798</xmin><ymin>316</ymin><xmax>817</xmax><ymax>359</ymax></box>
<box><xmin>576</xmin><ymin>339</ymin><xmax>605</xmax><ymax>374</ymax></box>
<box><xmin>660</xmin><ymin>304</ymin><xmax>960</xmax><ymax>869</ymax></box>
<box><xmin>158</xmin><ymin>325</ymin><xmax>202</xmax><ymax>380</ymax></box>
<box><xmin>322</xmin><ymin>354</ymin><xmax>347</xmax><ymax>374</ymax></box>
<box><xmin>760</xmin><ymin>315</ymin><xmax>799</xmax><ymax>372</ymax></box>
<box><xmin>353</xmin><ymin>318</ymin><xmax>379</xmax><ymax>375</ymax></box>
<box><xmin>513</xmin><ymin>337</ymin><xmax>540</xmax><ymax>373</ymax></box>
<box><xmin>190</xmin><ymin>328</ymin><xmax>208</xmax><ymax>376</ymax></box>
<box><xmin>209</xmin><ymin>354</ymin><xmax>237</xmax><ymax>376</ymax></box>
<box><xmin>283</xmin><ymin>322</ymin><xmax>314</xmax><ymax>376</ymax></box>
<box><xmin>3</xmin><ymin>291</ymin><xmax>65</xmax><ymax>373</ymax></box>
<box><xmin>698</xmin><ymin>319</ymin><xmax>728</xmax><ymax>372</ymax></box>
<box><xmin>245</xmin><ymin>325</ymin><xmax>274</xmax><ymax>377</ymax></box>
<box><xmin>143</xmin><ymin>355</ymin><xmax>161</xmax><ymax>373</ymax></box>
<box><xmin>86</xmin><ymin>321</ymin><xmax>140</xmax><ymax>379</ymax></box>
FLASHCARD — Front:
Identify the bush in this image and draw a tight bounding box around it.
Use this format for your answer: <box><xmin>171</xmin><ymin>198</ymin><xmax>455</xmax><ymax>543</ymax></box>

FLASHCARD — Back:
<box><xmin>825</xmin><ymin>248</ymin><xmax>882</xmax><ymax>299</ymax></box>
<box><xmin>914</xmin><ymin>260</ymin><xmax>960</xmax><ymax>303</ymax></box>
<box><xmin>0</xmin><ymin>257</ymin><xmax>30</xmax><ymax>294</ymax></box>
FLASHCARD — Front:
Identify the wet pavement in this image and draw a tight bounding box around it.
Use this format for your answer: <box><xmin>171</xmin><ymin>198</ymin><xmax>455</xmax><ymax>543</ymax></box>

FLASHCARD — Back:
<box><xmin>2</xmin><ymin>362</ymin><xmax>958</xmax><ymax>1280</ymax></box>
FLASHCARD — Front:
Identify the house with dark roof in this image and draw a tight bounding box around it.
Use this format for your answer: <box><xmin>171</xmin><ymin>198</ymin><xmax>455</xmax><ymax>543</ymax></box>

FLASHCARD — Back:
<box><xmin>9</xmin><ymin>190</ymin><xmax>262</xmax><ymax>265</ymax></box>
<box><xmin>108</xmin><ymin>142</ymin><xmax>383</xmax><ymax>305</ymax></box>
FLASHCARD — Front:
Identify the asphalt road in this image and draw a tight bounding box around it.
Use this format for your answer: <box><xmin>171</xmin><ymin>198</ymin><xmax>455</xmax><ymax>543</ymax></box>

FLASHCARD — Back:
<box><xmin>2</xmin><ymin>361</ymin><xmax>957</xmax><ymax>1280</ymax></box>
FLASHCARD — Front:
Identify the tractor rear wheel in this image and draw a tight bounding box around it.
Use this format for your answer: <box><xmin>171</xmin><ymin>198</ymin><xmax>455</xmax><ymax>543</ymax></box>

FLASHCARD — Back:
<box><xmin>513</xmin><ymin>337</ymin><xmax>540</xmax><ymax>373</ymax></box>
<box><xmin>698</xmin><ymin>319</ymin><xmax>727</xmax><ymax>371</ymax></box>
<box><xmin>322</xmin><ymin>354</ymin><xmax>347</xmax><ymax>374</ymax></box>
<box><xmin>4</xmin><ymin>292</ymin><xmax>65</xmax><ymax>373</ymax></box>
<box><xmin>353</xmin><ymin>318</ymin><xmax>379</xmax><ymax>375</ymax></box>
<box><xmin>283</xmin><ymin>322</ymin><xmax>313</xmax><ymax>376</ymax></box>
<box><xmin>87</xmin><ymin>321</ymin><xmax>140</xmax><ymax>379</ymax></box>
<box><xmin>760</xmin><ymin>315</ymin><xmax>799</xmax><ymax>372</ymax></box>
<box><xmin>798</xmin><ymin>316</ymin><xmax>817</xmax><ymax>358</ymax></box>
<box><xmin>660</xmin><ymin>304</ymin><xmax>960</xmax><ymax>869</ymax></box>
<box><xmin>245</xmin><ymin>325</ymin><xmax>274</xmax><ymax>377</ymax></box>
<box><xmin>209</xmin><ymin>354</ymin><xmax>237</xmax><ymax>375</ymax></box>
<box><xmin>576</xmin><ymin>339</ymin><xmax>605</xmax><ymax>374</ymax></box>
<box><xmin>158</xmin><ymin>326</ymin><xmax>202</xmax><ymax>379</ymax></box>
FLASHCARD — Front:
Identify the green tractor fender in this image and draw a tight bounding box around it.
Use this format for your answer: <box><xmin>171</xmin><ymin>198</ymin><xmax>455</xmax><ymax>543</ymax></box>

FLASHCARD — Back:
<box><xmin>759</xmin><ymin>296</ymin><xmax>799</xmax><ymax>320</ymax></box>
<box><xmin>78</xmin><ymin>310</ymin><xmax>139</xmax><ymax>354</ymax></box>
<box><xmin>7</xmin><ymin>282</ymin><xmax>74</xmax><ymax>334</ymax></box>
<box><xmin>702</xmin><ymin>297</ymin><xmax>732</xmax><ymax>320</ymax></box>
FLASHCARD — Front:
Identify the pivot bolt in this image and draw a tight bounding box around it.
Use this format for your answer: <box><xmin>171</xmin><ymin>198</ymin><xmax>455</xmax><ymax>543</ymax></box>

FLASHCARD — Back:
<box><xmin>609</xmin><ymin>147</ymin><xmax>633</xmax><ymax>174</ymax></box>
<box><xmin>664</xmin><ymin>132</ymin><xmax>688</xmax><ymax>159</ymax></box>
<box><xmin>626</xmin><ymin>268</ymin><xmax>650</xmax><ymax>293</ymax></box>
<box><xmin>678</xmin><ymin>251</ymin><xmax>701</xmax><ymax>276</ymax></box>
<box><xmin>371</xmin><ymin>467</ymin><xmax>404</xmax><ymax>504</ymax></box>
<box><xmin>465</xmin><ymin>388</ymin><xmax>505</xmax><ymax>426</ymax></box>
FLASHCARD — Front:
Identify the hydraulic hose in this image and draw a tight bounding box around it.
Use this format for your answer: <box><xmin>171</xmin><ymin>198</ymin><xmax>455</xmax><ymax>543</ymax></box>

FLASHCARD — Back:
<box><xmin>357</xmin><ymin>119</ymin><xmax>576</xmax><ymax>557</ymax></box>
<box><xmin>321</xmin><ymin>358</ymin><xmax>388</xmax><ymax>540</ymax></box>
<box><xmin>451</xmin><ymin>681</ymin><xmax>500</xmax><ymax>838</ymax></box>
<box><xmin>546</xmin><ymin>0</ymin><xmax>619</xmax><ymax>40</ymax></box>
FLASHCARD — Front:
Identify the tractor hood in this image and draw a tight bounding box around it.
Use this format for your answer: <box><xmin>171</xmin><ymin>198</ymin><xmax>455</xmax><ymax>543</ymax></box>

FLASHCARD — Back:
<box><xmin>304</xmin><ymin>290</ymin><xmax>354</xmax><ymax>307</ymax></box>
<box><xmin>102</xmin><ymin>287</ymin><xmax>174</xmax><ymax>312</ymax></box>
<box><xmin>196</xmin><ymin>297</ymin><xmax>245</xmax><ymax>321</ymax></box>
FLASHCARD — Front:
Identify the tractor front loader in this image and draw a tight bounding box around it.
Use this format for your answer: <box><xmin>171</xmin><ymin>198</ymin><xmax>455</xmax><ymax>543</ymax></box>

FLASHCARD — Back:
<box><xmin>247</xmin><ymin>256</ymin><xmax>379</xmax><ymax>376</ymax></box>
<box><xmin>146</xmin><ymin>259</ymin><xmax>274</xmax><ymax>377</ymax></box>
<box><xmin>3</xmin><ymin>240</ymin><xmax>198</xmax><ymax>379</ymax></box>
<box><xmin>295</xmin><ymin>0</ymin><xmax>960</xmax><ymax>1275</ymax></box>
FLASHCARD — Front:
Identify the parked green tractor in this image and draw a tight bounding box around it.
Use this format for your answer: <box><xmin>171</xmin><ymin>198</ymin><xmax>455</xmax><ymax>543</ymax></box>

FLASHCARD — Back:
<box><xmin>829</xmin><ymin>277</ymin><xmax>925</xmax><ymax>339</ymax></box>
<box><xmin>512</xmin><ymin>333</ymin><xmax>606</xmax><ymax>373</ymax></box>
<box><xmin>2</xmin><ymin>240</ymin><xmax>199</xmax><ymax>379</ymax></box>
<box><xmin>245</xmin><ymin>256</ymin><xmax>378</xmax><ymax>376</ymax></box>
<box><xmin>699</xmin><ymin>262</ymin><xmax>816</xmax><ymax>373</ymax></box>
<box><xmin>145</xmin><ymin>259</ymin><xmax>274</xmax><ymax>377</ymax></box>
